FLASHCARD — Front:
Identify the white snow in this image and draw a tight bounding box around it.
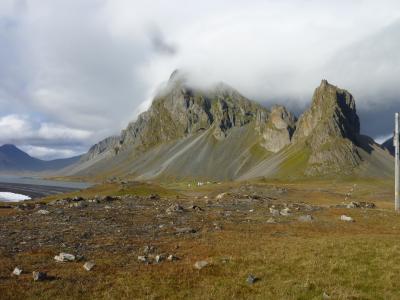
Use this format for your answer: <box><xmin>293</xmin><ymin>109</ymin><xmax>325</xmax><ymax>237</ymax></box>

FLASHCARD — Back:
<box><xmin>0</xmin><ymin>192</ymin><xmax>31</xmax><ymax>202</ymax></box>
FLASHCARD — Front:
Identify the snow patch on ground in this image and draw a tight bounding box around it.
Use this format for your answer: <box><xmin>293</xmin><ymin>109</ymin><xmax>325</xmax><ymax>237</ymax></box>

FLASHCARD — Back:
<box><xmin>0</xmin><ymin>192</ymin><xmax>31</xmax><ymax>202</ymax></box>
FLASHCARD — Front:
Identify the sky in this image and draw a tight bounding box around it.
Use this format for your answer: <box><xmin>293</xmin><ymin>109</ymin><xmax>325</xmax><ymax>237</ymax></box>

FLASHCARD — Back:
<box><xmin>0</xmin><ymin>0</ymin><xmax>400</xmax><ymax>159</ymax></box>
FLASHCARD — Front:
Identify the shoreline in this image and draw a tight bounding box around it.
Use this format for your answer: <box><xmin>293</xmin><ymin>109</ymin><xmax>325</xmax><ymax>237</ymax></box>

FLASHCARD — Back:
<box><xmin>0</xmin><ymin>182</ymin><xmax>82</xmax><ymax>199</ymax></box>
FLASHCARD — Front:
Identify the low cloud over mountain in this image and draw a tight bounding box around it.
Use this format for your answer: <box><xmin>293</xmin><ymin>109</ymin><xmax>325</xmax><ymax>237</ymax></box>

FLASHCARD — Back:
<box><xmin>1</xmin><ymin>0</ymin><xmax>400</xmax><ymax>158</ymax></box>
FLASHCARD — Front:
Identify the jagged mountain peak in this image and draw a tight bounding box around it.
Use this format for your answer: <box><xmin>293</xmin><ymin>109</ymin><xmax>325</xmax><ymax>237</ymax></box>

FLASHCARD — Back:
<box><xmin>292</xmin><ymin>80</ymin><xmax>362</xmax><ymax>175</ymax></box>
<box><xmin>294</xmin><ymin>79</ymin><xmax>359</xmax><ymax>141</ymax></box>
<box><xmin>73</xmin><ymin>78</ymin><xmax>392</xmax><ymax>181</ymax></box>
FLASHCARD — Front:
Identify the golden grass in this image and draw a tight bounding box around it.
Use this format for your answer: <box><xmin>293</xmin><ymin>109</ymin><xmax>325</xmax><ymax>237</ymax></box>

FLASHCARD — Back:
<box><xmin>1</xmin><ymin>179</ymin><xmax>400</xmax><ymax>299</ymax></box>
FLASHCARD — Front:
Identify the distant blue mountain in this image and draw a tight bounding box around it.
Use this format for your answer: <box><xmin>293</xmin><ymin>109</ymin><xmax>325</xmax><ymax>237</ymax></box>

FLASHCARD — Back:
<box><xmin>0</xmin><ymin>144</ymin><xmax>81</xmax><ymax>172</ymax></box>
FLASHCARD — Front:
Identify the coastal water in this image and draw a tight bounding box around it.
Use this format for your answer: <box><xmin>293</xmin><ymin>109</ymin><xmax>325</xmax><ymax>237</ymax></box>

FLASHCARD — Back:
<box><xmin>0</xmin><ymin>175</ymin><xmax>93</xmax><ymax>202</ymax></box>
<box><xmin>0</xmin><ymin>175</ymin><xmax>91</xmax><ymax>189</ymax></box>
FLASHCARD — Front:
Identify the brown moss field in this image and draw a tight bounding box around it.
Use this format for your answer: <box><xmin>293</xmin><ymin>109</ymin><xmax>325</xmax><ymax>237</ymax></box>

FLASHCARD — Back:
<box><xmin>1</xmin><ymin>178</ymin><xmax>400</xmax><ymax>299</ymax></box>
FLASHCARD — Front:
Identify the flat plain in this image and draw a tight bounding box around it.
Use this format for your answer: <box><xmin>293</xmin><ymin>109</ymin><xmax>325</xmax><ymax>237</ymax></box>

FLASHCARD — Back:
<box><xmin>0</xmin><ymin>178</ymin><xmax>399</xmax><ymax>299</ymax></box>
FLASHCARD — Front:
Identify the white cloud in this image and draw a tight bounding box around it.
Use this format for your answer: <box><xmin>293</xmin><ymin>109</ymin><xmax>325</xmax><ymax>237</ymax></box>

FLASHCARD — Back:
<box><xmin>1</xmin><ymin>0</ymin><xmax>400</xmax><ymax>157</ymax></box>
<box><xmin>37</xmin><ymin>123</ymin><xmax>91</xmax><ymax>140</ymax></box>
<box><xmin>375</xmin><ymin>133</ymin><xmax>393</xmax><ymax>145</ymax></box>
<box><xmin>19</xmin><ymin>145</ymin><xmax>78</xmax><ymax>160</ymax></box>
<box><xmin>0</xmin><ymin>114</ymin><xmax>93</xmax><ymax>156</ymax></box>
<box><xmin>0</xmin><ymin>114</ymin><xmax>32</xmax><ymax>140</ymax></box>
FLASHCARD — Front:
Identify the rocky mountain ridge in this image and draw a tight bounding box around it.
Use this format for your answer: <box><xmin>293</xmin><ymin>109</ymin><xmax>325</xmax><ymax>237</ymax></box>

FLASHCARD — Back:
<box><xmin>70</xmin><ymin>74</ymin><xmax>392</xmax><ymax>180</ymax></box>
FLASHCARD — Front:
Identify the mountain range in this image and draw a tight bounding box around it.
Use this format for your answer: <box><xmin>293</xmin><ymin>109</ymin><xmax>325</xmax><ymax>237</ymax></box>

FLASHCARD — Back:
<box><xmin>0</xmin><ymin>144</ymin><xmax>80</xmax><ymax>173</ymax></box>
<box><xmin>0</xmin><ymin>72</ymin><xmax>394</xmax><ymax>180</ymax></box>
<box><xmin>61</xmin><ymin>72</ymin><xmax>394</xmax><ymax>181</ymax></box>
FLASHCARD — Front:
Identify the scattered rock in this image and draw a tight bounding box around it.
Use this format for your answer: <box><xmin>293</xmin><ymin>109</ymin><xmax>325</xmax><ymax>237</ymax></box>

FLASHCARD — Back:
<box><xmin>32</xmin><ymin>271</ymin><xmax>47</xmax><ymax>282</ymax></box>
<box><xmin>83</xmin><ymin>261</ymin><xmax>95</xmax><ymax>271</ymax></box>
<box><xmin>323</xmin><ymin>291</ymin><xmax>331</xmax><ymax>299</ymax></box>
<box><xmin>340</xmin><ymin>215</ymin><xmax>354</xmax><ymax>222</ymax></box>
<box><xmin>280</xmin><ymin>208</ymin><xmax>291</xmax><ymax>216</ymax></box>
<box><xmin>269</xmin><ymin>208</ymin><xmax>280</xmax><ymax>216</ymax></box>
<box><xmin>347</xmin><ymin>201</ymin><xmax>376</xmax><ymax>209</ymax></box>
<box><xmin>247</xmin><ymin>274</ymin><xmax>258</xmax><ymax>285</ymax></box>
<box><xmin>73</xmin><ymin>196</ymin><xmax>84</xmax><ymax>202</ymax></box>
<box><xmin>167</xmin><ymin>255</ymin><xmax>179</xmax><ymax>261</ymax></box>
<box><xmin>267</xmin><ymin>217</ymin><xmax>277</xmax><ymax>224</ymax></box>
<box><xmin>138</xmin><ymin>256</ymin><xmax>148</xmax><ymax>263</ymax></box>
<box><xmin>144</xmin><ymin>245</ymin><xmax>156</xmax><ymax>254</ymax></box>
<box><xmin>54</xmin><ymin>252</ymin><xmax>76</xmax><ymax>262</ymax></box>
<box><xmin>12</xmin><ymin>267</ymin><xmax>22</xmax><ymax>276</ymax></box>
<box><xmin>166</xmin><ymin>204</ymin><xmax>184</xmax><ymax>214</ymax></box>
<box><xmin>194</xmin><ymin>260</ymin><xmax>209</xmax><ymax>270</ymax></box>
<box><xmin>155</xmin><ymin>254</ymin><xmax>165</xmax><ymax>263</ymax></box>
<box><xmin>37</xmin><ymin>209</ymin><xmax>50</xmax><ymax>215</ymax></box>
<box><xmin>187</xmin><ymin>205</ymin><xmax>203</xmax><ymax>211</ymax></box>
<box><xmin>148</xmin><ymin>194</ymin><xmax>160</xmax><ymax>200</ymax></box>
<box><xmin>175</xmin><ymin>227</ymin><xmax>197</xmax><ymax>234</ymax></box>
<box><xmin>298</xmin><ymin>215</ymin><xmax>313</xmax><ymax>222</ymax></box>
<box><xmin>216</xmin><ymin>193</ymin><xmax>227</xmax><ymax>200</ymax></box>
<box><xmin>71</xmin><ymin>201</ymin><xmax>87</xmax><ymax>208</ymax></box>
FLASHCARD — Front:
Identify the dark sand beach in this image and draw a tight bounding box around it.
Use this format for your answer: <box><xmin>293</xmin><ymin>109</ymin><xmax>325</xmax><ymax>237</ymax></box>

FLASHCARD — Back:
<box><xmin>0</xmin><ymin>182</ymin><xmax>79</xmax><ymax>199</ymax></box>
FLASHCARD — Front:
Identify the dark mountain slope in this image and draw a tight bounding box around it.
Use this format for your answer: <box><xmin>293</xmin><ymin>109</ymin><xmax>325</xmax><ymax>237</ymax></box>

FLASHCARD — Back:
<box><xmin>68</xmin><ymin>75</ymin><xmax>393</xmax><ymax>181</ymax></box>
<box><xmin>0</xmin><ymin>144</ymin><xmax>81</xmax><ymax>172</ymax></box>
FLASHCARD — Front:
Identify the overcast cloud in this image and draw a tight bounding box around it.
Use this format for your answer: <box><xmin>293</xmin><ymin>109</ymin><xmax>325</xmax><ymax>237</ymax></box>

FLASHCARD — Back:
<box><xmin>0</xmin><ymin>0</ymin><xmax>400</xmax><ymax>159</ymax></box>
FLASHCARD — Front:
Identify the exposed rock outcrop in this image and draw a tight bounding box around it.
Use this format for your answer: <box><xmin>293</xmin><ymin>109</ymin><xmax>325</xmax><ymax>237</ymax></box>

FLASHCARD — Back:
<box><xmin>72</xmin><ymin>76</ymin><xmax>392</xmax><ymax>180</ymax></box>
<box><xmin>293</xmin><ymin>80</ymin><xmax>362</xmax><ymax>175</ymax></box>
<box><xmin>119</xmin><ymin>77</ymin><xmax>271</xmax><ymax>150</ymax></box>
<box><xmin>261</xmin><ymin>105</ymin><xmax>296</xmax><ymax>152</ymax></box>
<box><xmin>87</xmin><ymin>71</ymin><xmax>296</xmax><ymax>161</ymax></box>
<box><xmin>80</xmin><ymin>136</ymin><xmax>121</xmax><ymax>163</ymax></box>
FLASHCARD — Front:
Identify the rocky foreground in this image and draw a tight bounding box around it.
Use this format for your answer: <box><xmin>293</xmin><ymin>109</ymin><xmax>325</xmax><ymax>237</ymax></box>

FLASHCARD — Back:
<box><xmin>0</xmin><ymin>180</ymin><xmax>399</xmax><ymax>299</ymax></box>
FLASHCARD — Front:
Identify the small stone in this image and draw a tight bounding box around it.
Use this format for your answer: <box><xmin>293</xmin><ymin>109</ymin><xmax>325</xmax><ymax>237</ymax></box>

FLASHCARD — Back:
<box><xmin>216</xmin><ymin>193</ymin><xmax>227</xmax><ymax>200</ymax></box>
<box><xmin>187</xmin><ymin>205</ymin><xmax>203</xmax><ymax>211</ymax></box>
<box><xmin>194</xmin><ymin>260</ymin><xmax>209</xmax><ymax>270</ymax></box>
<box><xmin>54</xmin><ymin>252</ymin><xmax>76</xmax><ymax>262</ymax></box>
<box><xmin>144</xmin><ymin>245</ymin><xmax>155</xmax><ymax>254</ymax></box>
<box><xmin>322</xmin><ymin>291</ymin><xmax>331</xmax><ymax>299</ymax></box>
<box><xmin>74</xmin><ymin>201</ymin><xmax>87</xmax><ymax>208</ymax></box>
<box><xmin>37</xmin><ymin>209</ymin><xmax>50</xmax><ymax>215</ymax></box>
<box><xmin>280</xmin><ymin>208</ymin><xmax>291</xmax><ymax>216</ymax></box>
<box><xmin>155</xmin><ymin>254</ymin><xmax>165</xmax><ymax>263</ymax></box>
<box><xmin>269</xmin><ymin>208</ymin><xmax>280</xmax><ymax>216</ymax></box>
<box><xmin>32</xmin><ymin>271</ymin><xmax>47</xmax><ymax>281</ymax></box>
<box><xmin>340</xmin><ymin>215</ymin><xmax>354</xmax><ymax>222</ymax></box>
<box><xmin>167</xmin><ymin>255</ymin><xmax>179</xmax><ymax>261</ymax></box>
<box><xmin>364</xmin><ymin>202</ymin><xmax>376</xmax><ymax>209</ymax></box>
<box><xmin>247</xmin><ymin>274</ymin><xmax>258</xmax><ymax>285</ymax></box>
<box><xmin>267</xmin><ymin>217</ymin><xmax>276</xmax><ymax>224</ymax></box>
<box><xmin>346</xmin><ymin>201</ymin><xmax>359</xmax><ymax>209</ymax></box>
<box><xmin>138</xmin><ymin>256</ymin><xmax>148</xmax><ymax>263</ymax></box>
<box><xmin>83</xmin><ymin>261</ymin><xmax>95</xmax><ymax>271</ymax></box>
<box><xmin>166</xmin><ymin>204</ymin><xmax>184</xmax><ymax>214</ymax></box>
<box><xmin>12</xmin><ymin>267</ymin><xmax>22</xmax><ymax>276</ymax></box>
<box><xmin>175</xmin><ymin>227</ymin><xmax>197</xmax><ymax>234</ymax></box>
<box><xmin>298</xmin><ymin>215</ymin><xmax>313</xmax><ymax>222</ymax></box>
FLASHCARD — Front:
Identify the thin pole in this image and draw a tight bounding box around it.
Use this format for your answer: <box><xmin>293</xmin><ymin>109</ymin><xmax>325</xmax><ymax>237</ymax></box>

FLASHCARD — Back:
<box><xmin>395</xmin><ymin>113</ymin><xmax>400</xmax><ymax>211</ymax></box>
